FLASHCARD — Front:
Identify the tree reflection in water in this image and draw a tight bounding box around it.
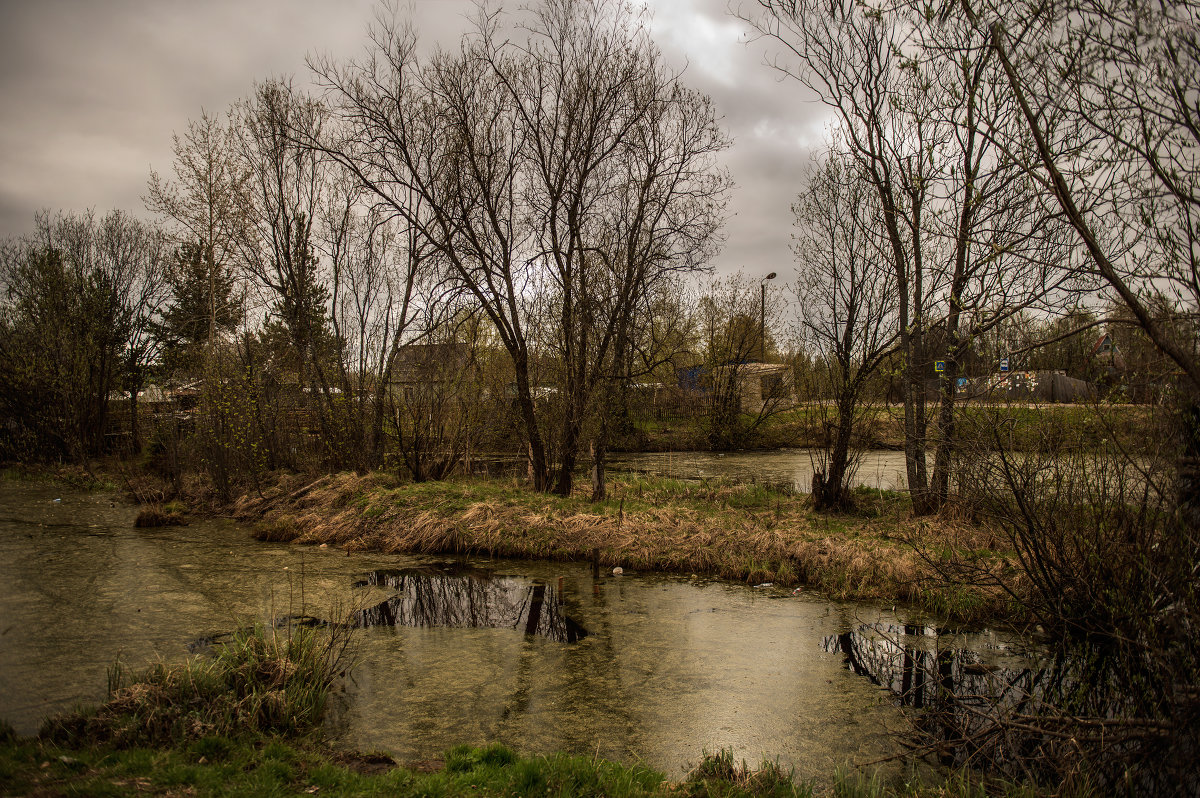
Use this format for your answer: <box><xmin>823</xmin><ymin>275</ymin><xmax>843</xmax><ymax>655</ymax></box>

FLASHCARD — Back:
<box><xmin>353</xmin><ymin>563</ymin><xmax>587</xmax><ymax>643</ymax></box>
<box><xmin>824</xmin><ymin>622</ymin><xmax>1199</xmax><ymax>793</ymax></box>
<box><xmin>824</xmin><ymin>623</ymin><xmax>1051</xmax><ymax>770</ymax></box>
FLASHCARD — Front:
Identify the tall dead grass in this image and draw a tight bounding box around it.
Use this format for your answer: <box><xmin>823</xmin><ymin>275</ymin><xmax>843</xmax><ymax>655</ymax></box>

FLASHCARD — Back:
<box><xmin>236</xmin><ymin>473</ymin><xmax>1011</xmax><ymax>622</ymax></box>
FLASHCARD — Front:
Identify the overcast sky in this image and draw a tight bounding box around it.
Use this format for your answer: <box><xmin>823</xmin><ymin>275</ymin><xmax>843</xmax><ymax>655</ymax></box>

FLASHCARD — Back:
<box><xmin>0</xmin><ymin>0</ymin><xmax>832</xmax><ymax>280</ymax></box>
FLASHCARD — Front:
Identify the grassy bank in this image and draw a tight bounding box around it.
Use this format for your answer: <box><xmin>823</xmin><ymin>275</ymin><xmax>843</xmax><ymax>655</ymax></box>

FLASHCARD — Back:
<box><xmin>41</xmin><ymin>624</ymin><xmax>352</xmax><ymax>750</ymax></box>
<box><xmin>232</xmin><ymin>471</ymin><xmax>1020</xmax><ymax>624</ymax></box>
<box><xmin>0</xmin><ymin>731</ymin><xmax>1063</xmax><ymax>797</ymax></box>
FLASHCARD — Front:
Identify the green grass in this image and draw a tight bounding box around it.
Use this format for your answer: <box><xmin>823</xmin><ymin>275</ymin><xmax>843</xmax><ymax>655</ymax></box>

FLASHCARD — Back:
<box><xmin>682</xmin><ymin>749</ymin><xmax>814</xmax><ymax>797</ymax></box>
<box><xmin>42</xmin><ymin>622</ymin><xmax>354</xmax><ymax>748</ymax></box>
<box><xmin>377</xmin><ymin>472</ymin><xmax>800</xmax><ymax>518</ymax></box>
<box><xmin>0</xmin><ymin>737</ymin><xmax>1085</xmax><ymax>797</ymax></box>
<box><xmin>0</xmin><ymin>738</ymin><xmax>778</xmax><ymax>798</ymax></box>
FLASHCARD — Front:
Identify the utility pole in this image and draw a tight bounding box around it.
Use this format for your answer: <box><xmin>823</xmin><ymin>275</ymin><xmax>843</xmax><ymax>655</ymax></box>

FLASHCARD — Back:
<box><xmin>760</xmin><ymin>272</ymin><xmax>776</xmax><ymax>361</ymax></box>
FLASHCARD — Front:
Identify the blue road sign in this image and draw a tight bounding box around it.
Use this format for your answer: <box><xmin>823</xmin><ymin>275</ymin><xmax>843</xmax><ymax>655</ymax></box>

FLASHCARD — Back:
<box><xmin>1000</xmin><ymin>357</ymin><xmax>1010</xmax><ymax>372</ymax></box>
<box><xmin>934</xmin><ymin>360</ymin><xmax>946</xmax><ymax>372</ymax></box>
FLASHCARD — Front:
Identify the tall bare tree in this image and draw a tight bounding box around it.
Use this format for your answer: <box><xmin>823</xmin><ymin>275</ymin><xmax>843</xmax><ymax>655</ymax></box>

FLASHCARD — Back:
<box><xmin>742</xmin><ymin>0</ymin><xmax>1083</xmax><ymax>510</ymax></box>
<box><xmin>232</xmin><ymin>80</ymin><xmax>361</xmax><ymax>467</ymax></box>
<box><xmin>793</xmin><ymin>149</ymin><xmax>897</xmax><ymax>509</ymax></box>
<box><xmin>741</xmin><ymin>0</ymin><xmax>945</xmax><ymax>509</ymax></box>
<box><xmin>320</xmin><ymin>188</ymin><xmax>434</xmax><ymax>468</ymax></box>
<box><xmin>146</xmin><ymin>112</ymin><xmax>255</xmax><ymax>498</ymax></box>
<box><xmin>311</xmin><ymin>0</ymin><xmax>730</xmax><ymax>494</ymax></box>
<box><xmin>146</xmin><ymin>111</ymin><xmax>249</xmax><ymax>351</ymax></box>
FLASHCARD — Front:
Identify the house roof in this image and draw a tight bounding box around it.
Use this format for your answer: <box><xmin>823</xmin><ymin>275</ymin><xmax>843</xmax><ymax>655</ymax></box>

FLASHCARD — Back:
<box><xmin>715</xmin><ymin>362</ymin><xmax>791</xmax><ymax>376</ymax></box>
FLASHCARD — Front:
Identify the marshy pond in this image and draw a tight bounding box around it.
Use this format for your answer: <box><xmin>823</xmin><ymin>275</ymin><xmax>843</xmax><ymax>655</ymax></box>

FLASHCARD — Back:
<box><xmin>0</xmin><ymin>481</ymin><xmax>1031</xmax><ymax>782</ymax></box>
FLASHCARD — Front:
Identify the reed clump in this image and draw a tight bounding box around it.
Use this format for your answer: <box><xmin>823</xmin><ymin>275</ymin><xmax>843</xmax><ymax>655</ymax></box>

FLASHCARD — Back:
<box><xmin>683</xmin><ymin>749</ymin><xmax>811</xmax><ymax>797</ymax></box>
<box><xmin>133</xmin><ymin>504</ymin><xmax>186</xmax><ymax>527</ymax></box>
<box><xmin>41</xmin><ymin>622</ymin><xmax>353</xmax><ymax>748</ymax></box>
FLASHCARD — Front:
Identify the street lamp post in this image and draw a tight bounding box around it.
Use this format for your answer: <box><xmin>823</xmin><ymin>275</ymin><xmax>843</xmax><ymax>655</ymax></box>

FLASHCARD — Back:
<box><xmin>760</xmin><ymin>272</ymin><xmax>776</xmax><ymax>362</ymax></box>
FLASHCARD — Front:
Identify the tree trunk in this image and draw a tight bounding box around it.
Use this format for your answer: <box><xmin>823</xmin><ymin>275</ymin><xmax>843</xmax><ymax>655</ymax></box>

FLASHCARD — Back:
<box><xmin>555</xmin><ymin>416</ymin><xmax>581</xmax><ymax>497</ymax></box>
<box><xmin>591</xmin><ymin>436</ymin><xmax>607</xmax><ymax>502</ymax></box>
<box><xmin>820</xmin><ymin>394</ymin><xmax>856</xmax><ymax>510</ymax></box>
<box><xmin>513</xmin><ymin>355</ymin><xmax>549</xmax><ymax>491</ymax></box>
<box><xmin>903</xmin><ymin>331</ymin><xmax>932</xmax><ymax>514</ymax></box>
<box><xmin>127</xmin><ymin>387</ymin><xmax>141</xmax><ymax>454</ymax></box>
<box><xmin>369</xmin><ymin>378</ymin><xmax>389</xmax><ymax>469</ymax></box>
<box><xmin>930</xmin><ymin>357</ymin><xmax>958</xmax><ymax>507</ymax></box>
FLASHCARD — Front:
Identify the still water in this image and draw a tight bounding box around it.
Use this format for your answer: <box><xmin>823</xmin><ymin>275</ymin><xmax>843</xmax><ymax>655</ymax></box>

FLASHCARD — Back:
<box><xmin>609</xmin><ymin>449</ymin><xmax>910</xmax><ymax>492</ymax></box>
<box><xmin>0</xmin><ymin>481</ymin><xmax>1024</xmax><ymax>781</ymax></box>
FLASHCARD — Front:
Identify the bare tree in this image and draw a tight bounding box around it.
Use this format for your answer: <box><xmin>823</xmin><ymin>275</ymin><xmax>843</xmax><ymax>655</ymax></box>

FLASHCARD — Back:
<box><xmin>742</xmin><ymin>0</ymin><xmax>1084</xmax><ymax>511</ymax></box>
<box><xmin>955</xmin><ymin>0</ymin><xmax>1200</xmax><ymax>390</ymax></box>
<box><xmin>232</xmin><ymin>80</ymin><xmax>364</xmax><ymax>468</ymax></box>
<box><xmin>793</xmin><ymin>149</ymin><xmax>897</xmax><ymax>509</ymax></box>
<box><xmin>146</xmin><ymin>112</ymin><xmax>256</xmax><ymax>498</ymax></box>
<box><xmin>146</xmin><ymin>111</ymin><xmax>249</xmax><ymax>351</ymax></box>
<box><xmin>320</xmin><ymin>188</ymin><xmax>434</xmax><ymax>468</ymax></box>
<box><xmin>740</xmin><ymin>0</ymin><xmax>946</xmax><ymax>510</ymax></box>
<box><xmin>311</xmin><ymin>0</ymin><xmax>730</xmax><ymax>494</ymax></box>
<box><xmin>852</xmin><ymin>3</ymin><xmax>1200</xmax><ymax>786</ymax></box>
<box><xmin>96</xmin><ymin>212</ymin><xmax>171</xmax><ymax>451</ymax></box>
<box><xmin>308</xmin><ymin>11</ymin><xmax>548</xmax><ymax>483</ymax></box>
<box><xmin>900</xmin><ymin>8</ymin><xmax>1086</xmax><ymax>507</ymax></box>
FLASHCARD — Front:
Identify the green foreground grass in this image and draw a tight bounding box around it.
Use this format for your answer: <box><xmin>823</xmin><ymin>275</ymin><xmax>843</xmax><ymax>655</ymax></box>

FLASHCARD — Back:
<box><xmin>0</xmin><ymin>732</ymin><xmax>1060</xmax><ymax>798</ymax></box>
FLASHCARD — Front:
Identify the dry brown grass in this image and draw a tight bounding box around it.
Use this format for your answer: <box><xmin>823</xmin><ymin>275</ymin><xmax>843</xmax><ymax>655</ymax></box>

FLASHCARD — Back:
<box><xmin>231</xmin><ymin>472</ymin><xmax>1017</xmax><ymax>623</ymax></box>
<box><xmin>133</xmin><ymin>505</ymin><xmax>186</xmax><ymax>527</ymax></box>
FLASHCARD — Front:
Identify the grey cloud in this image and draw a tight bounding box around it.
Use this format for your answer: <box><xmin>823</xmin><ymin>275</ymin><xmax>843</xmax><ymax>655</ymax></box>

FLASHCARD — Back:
<box><xmin>0</xmin><ymin>0</ymin><xmax>827</xmax><ymax>284</ymax></box>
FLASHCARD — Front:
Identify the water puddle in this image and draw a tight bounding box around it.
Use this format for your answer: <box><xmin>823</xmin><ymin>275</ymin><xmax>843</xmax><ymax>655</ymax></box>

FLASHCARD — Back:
<box><xmin>352</xmin><ymin>563</ymin><xmax>587</xmax><ymax>643</ymax></box>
